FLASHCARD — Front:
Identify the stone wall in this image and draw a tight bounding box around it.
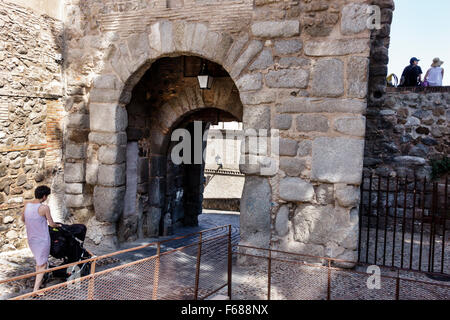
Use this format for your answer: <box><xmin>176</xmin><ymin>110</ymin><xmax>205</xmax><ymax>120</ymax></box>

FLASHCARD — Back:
<box><xmin>58</xmin><ymin>0</ymin><xmax>376</xmax><ymax>265</ymax></box>
<box><xmin>0</xmin><ymin>1</ymin><xmax>65</xmax><ymax>252</ymax></box>
<box><xmin>0</xmin><ymin>0</ymin><xmax>387</xmax><ymax>265</ymax></box>
<box><xmin>364</xmin><ymin>87</ymin><xmax>450</xmax><ymax>177</ymax></box>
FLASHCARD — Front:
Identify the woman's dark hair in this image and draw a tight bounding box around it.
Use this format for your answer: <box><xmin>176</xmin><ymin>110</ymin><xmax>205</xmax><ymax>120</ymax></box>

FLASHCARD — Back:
<box><xmin>35</xmin><ymin>185</ymin><xmax>51</xmax><ymax>199</ymax></box>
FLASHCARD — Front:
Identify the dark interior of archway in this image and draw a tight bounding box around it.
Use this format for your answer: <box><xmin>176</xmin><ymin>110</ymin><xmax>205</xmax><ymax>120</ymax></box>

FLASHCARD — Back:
<box><xmin>122</xmin><ymin>56</ymin><xmax>241</xmax><ymax>241</ymax></box>
<box><xmin>163</xmin><ymin>109</ymin><xmax>239</xmax><ymax>235</ymax></box>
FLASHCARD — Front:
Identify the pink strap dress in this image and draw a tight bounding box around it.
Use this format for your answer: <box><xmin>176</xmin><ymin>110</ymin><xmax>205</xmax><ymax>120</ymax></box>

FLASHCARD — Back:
<box><xmin>24</xmin><ymin>203</ymin><xmax>50</xmax><ymax>266</ymax></box>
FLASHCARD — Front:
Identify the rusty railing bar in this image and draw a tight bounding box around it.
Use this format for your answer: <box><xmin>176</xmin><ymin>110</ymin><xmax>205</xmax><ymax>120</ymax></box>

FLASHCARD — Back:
<box><xmin>428</xmin><ymin>183</ymin><xmax>437</xmax><ymax>273</ymax></box>
<box><xmin>327</xmin><ymin>260</ymin><xmax>331</xmax><ymax>300</ymax></box>
<box><xmin>152</xmin><ymin>242</ymin><xmax>161</xmax><ymax>300</ymax></box>
<box><xmin>401</xmin><ymin>176</ymin><xmax>408</xmax><ymax>269</ymax></box>
<box><xmin>383</xmin><ymin>175</ymin><xmax>390</xmax><ymax>266</ymax></box>
<box><xmin>199</xmin><ymin>283</ymin><xmax>228</xmax><ymax>301</ymax></box>
<box><xmin>358</xmin><ymin>172</ymin><xmax>364</xmax><ymax>262</ymax></box>
<box><xmin>366</xmin><ymin>173</ymin><xmax>373</xmax><ymax>263</ymax></box>
<box><xmin>1</xmin><ymin>225</ymin><xmax>230</xmax><ymax>286</ymax></box>
<box><xmin>409</xmin><ymin>177</ymin><xmax>417</xmax><ymax>270</ymax></box>
<box><xmin>234</xmin><ymin>251</ymin><xmax>450</xmax><ymax>287</ymax></box>
<box><xmin>441</xmin><ymin>176</ymin><xmax>448</xmax><ymax>274</ymax></box>
<box><xmin>87</xmin><ymin>259</ymin><xmax>97</xmax><ymax>300</ymax></box>
<box><xmin>392</xmin><ymin>176</ymin><xmax>399</xmax><ymax>267</ymax></box>
<box><xmin>227</xmin><ymin>225</ymin><xmax>232</xmax><ymax>300</ymax></box>
<box><xmin>267</xmin><ymin>249</ymin><xmax>271</xmax><ymax>301</ymax></box>
<box><xmin>418</xmin><ymin>177</ymin><xmax>427</xmax><ymax>271</ymax></box>
<box><xmin>194</xmin><ymin>233</ymin><xmax>203</xmax><ymax>300</ymax></box>
<box><xmin>374</xmin><ymin>176</ymin><xmax>382</xmax><ymax>264</ymax></box>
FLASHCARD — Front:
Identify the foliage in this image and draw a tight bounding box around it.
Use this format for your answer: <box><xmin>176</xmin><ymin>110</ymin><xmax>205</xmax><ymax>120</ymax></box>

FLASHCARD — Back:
<box><xmin>430</xmin><ymin>157</ymin><xmax>450</xmax><ymax>180</ymax></box>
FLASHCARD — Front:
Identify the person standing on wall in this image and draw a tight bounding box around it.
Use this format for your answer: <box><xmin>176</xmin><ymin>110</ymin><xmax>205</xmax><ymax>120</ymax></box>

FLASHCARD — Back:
<box><xmin>424</xmin><ymin>58</ymin><xmax>444</xmax><ymax>87</ymax></box>
<box><xmin>21</xmin><ymin>185</ymin><xmax>61</xmax><ymax>293</ymax></box>
<box><xmin>400</xmin><ymin>57</ymin><xmax>423</xmax><ymax>87</ymax></box>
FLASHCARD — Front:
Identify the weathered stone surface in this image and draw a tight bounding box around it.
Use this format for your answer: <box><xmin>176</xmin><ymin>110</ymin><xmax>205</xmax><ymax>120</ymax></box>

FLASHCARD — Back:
<box><xmin>347</xmin><ymin>56</ymin><xmax>369</xmax><ymax>98</ymax></box>
<box><xmin>65</xmin><ymin>193</ymin><xmax>92</xmax><ymax>208</ymax></box>
<box><xmin>279</xmin><ymin>138</ymin><xmax>298</xmax><ymax>156</ymax></box>
<box><xmin>312</xmin><ymin>137</ymin><xmax>364</xmax><ymax>184</ymax></box>
<box><xmin>145</xmin><ymin>207</ymin><xmax>162</xmax><ymax>237</ymax></box>
<box><xmin>230</xmin><ymin>40</ymin><xmax>263</xmax><ymax>78</ymax></box>
<box><xmin>275</xmin><ymin>205</ymin><xmax>289</xmax><ymax>237</ymax></box>
<box><xmin>240</xmin><ymin>177</ymin><xmax>271</xmax><ymax>248</ymax></box>
<box><xmin>335</xmin><ymin>184</ymin><xmax>360</xmax><ymax>208</ymax></box>
<box><xmin>65</xmin><ymin>143</ymin><xmax>86</xmax><ymax>159</ymax></box>
<box><xmin>311</xmin><ymin>59</ymin><xmax>344</xmax><ymax>97</ymax></box>
<box><xmin>265</xmin><ymin>69</ymin><xmax>309</xmax><ymax>88</ymax></box>
<box><xmin>86</xmin><ymin>216</ymin><xmax>118</xmax><ymax>248</ymax></box>
<box><xmin>240</xmin><ymin>91</ymin><xmax>276</xmax><ymax>105</ymax></box>
<box><xmin>97</xmin><ymin>164</ymin><xmax>126</xmax><ymax>187</ymax></box>
<box><xmin>89</xmin><ymin>132</ymin><xmax>127</xmax><ymax>145</ymax></box>
<box><xmin>236</xmin><ymin>73</ymin><xmax>263</xmax><ymax>91</ymax></box>
<box><xmin>251</xmin><ymin>21</ymin><xmax>300</xmax><ymax>38</ymax></box>
<box><xmin>65</xmin><ymin>183</ymin><xmax>83</xmax><ymax>194</ymax></box>
<box><xmin>304</xmin><ymin>39</ymin><xmax>369</xmax><ymax>56</ymax></box>
<box><xmin>278</xmin><ymin>57</ymin><xmax>310</xmax><ymax>68</ymax></box>
<box><xmin>279</xmin><ymin>177</ymin><xmax>314</xmax><ymax>202</ymax></box>
<box><xmin>98</xmin><ymin>145</ymin><xmax>127</xmax><ymax>165</ymax></box>
<box><xmin>273</xmin><ymin>114</ymin><xmax>292</xmax><ymax>130</ymax></box>
<box><xmin>334</xmin><ymin>116</ymin><xmax>366</xmax><ymax>137</ymax></box>
<box><xmin>315</xmin><ymin>184</ymin><xmax>334</xmax><ymax>205</ymax></box>
<box><xmin>67</xmin><ymin>113</ymin><xmax>89</xmax><ymax>129</ymax></box>
<box><xmin>296</xmin><ymin>114</ymin><xmax>329</xmax><ymax>132</ymax></box>
<box><xmin>90</xmin><ymin>104</ymin><xmax>128</xmax><ymax>133</ymax></box>
<box><xmin>280</xmin><ymin>157</ymin><xmax>306</xmax><ymax>177</ymax></box>
<box><xmin>341</xmin><ymin>3</ymin><xmax>370</xmax><ymax>35</ymax></box>
<box><xmin>93</xmin><ymin>186</ymin><xmax>126</xmax><ymax>223</ymax></box>
<box><xmin>297</xmin><ymin>140</ymin><xmax>312</xmax><ymax>157</ymax></box>
<box><xmin>64</xmin><ymin>163</ymin><xmax>85</xmax><ymax>183</ymax></box>
<box><xmin>273</xmin><ymin>39</ymin><xmax>303</xmax><ymax>55</ymax></box>
<box><xmin>248</xmin><ymin>49</ymin><xmax>274</xmax><ymax>70</ymax></box>
<box><xmin>243</xmin><ymin>105</ymin><xmax>270</xmax><ymax>130</ymax></box>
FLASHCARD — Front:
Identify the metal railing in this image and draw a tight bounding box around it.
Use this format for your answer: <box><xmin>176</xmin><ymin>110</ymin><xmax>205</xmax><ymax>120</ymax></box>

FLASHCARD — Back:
<box><xmin>234</xmin><ymin>245</ymin><xmax>450</xmax><ymax>300</ymax></box>
<box><xmin>359</xmin><ymin>173</ymin><xmax>449</xmax><ymax>274</ymax></box>
<box><xmin>1</xmin><ymin>225</ymin><xmax>233</xmax><ymax>300</ymax></box>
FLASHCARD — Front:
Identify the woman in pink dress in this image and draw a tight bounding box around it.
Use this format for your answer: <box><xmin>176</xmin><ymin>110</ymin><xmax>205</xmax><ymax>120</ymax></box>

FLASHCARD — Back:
<box><xmin>21</xmin><ymin>186</ymin><xmax>60</xmax><ymax>293</ymax></box>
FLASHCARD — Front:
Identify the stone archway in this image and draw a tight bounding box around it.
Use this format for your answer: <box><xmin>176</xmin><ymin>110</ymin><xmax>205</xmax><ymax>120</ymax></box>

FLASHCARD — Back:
<box><xmin>116</xmin><ymin>56</ymin><xmax>243</xmax><ymax>242</ymax></box>
<box><xmin>65</xmin><ymin>22</ymin><xmax>267</xmax><ymax>247</ymax></box>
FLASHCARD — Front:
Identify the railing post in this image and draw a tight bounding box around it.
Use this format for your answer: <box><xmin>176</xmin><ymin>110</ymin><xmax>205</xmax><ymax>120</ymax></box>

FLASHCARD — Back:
<box><xmin>194</xmin><ymin>233</ymin><xmax>203</xmax><ymax>300</ymax></box>
<box><xmin>227</xmin><ymin>225</ymin><xmax>232</xmax><ymax>300</ymax></box>
<box><xmin>395</xmin><ymin>271</ymin><xmax>400</xmax><ymax>300</ymax></box>
<box><xmin>327</xmin><ymin>260</ymin><xmax>331</xmax><ymax>300</ymax></box>
<box><xmin>87</xmin><ymin>258</ymin><xmax>97</xmax><ymax>300</ymax></box>
<box><xmin>152</xmin><ymin>242</ymin><xmax>161</xmax><ymax>300</ymax></box>
<box><xmin>267</xmin><ymin>249</ymin><xmax>271</xmax><ymax>301</ymax></box>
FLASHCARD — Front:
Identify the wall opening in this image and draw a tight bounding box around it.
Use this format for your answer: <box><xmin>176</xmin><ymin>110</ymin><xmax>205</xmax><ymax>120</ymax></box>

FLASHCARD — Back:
<box><xmin>119</xmin><ymin>56</ymin><xmax>243</xmax><ymax>242</ymax></box>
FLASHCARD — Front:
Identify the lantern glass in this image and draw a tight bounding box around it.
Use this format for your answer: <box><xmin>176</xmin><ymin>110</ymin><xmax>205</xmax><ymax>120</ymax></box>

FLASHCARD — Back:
<box><xmin>197</xmin><ymin>75</ymin><xmax>213</xmax><ymax>89</ymax></box>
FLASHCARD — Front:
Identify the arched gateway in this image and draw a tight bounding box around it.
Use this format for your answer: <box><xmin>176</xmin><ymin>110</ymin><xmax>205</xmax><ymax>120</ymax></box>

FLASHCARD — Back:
<box><xmin>63</xmin><ymin>10</ymin><xmax>371</xmax><ymax>264</ymax></box>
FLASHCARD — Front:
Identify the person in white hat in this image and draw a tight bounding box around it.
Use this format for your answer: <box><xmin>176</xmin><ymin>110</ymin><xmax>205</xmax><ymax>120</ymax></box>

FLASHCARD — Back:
<box><xmin>424</xmin><ymin>58</ymin><xmax>445</xmax><ymax>87</ymax></box>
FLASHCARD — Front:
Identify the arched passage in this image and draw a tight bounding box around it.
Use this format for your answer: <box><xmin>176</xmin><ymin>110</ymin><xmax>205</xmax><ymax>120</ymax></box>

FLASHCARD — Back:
<box><xmin>102</xmin><ymin>56</ymin><xmax>243</xmax><ymax>242</ymax></box>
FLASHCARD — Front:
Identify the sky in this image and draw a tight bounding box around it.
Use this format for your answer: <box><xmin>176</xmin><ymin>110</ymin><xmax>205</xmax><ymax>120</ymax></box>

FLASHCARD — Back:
<box><xmin>388</xmin><ymin>0</ymin><xmax>450</xmax><ymax>85</ymax></box>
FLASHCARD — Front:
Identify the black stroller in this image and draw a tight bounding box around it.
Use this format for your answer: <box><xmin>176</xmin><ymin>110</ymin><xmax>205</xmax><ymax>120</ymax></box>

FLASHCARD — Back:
<box><xmin>47</xmin><ymin>224</ymin><xmax>92</xmax><ymax>281</ymax></box>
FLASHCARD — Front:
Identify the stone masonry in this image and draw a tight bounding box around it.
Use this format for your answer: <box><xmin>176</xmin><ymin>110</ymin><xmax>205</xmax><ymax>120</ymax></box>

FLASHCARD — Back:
<box><xmin>0</xmin><ymin>0</ymin><xmax>403</xmax><ymax>267</ymax></box>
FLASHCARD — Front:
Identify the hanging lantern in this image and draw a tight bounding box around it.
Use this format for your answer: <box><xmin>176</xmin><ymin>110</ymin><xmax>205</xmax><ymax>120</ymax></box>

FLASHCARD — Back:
<box><xmin>197</xmin><ymin>60</ymin><xmax>213</xmax><ymax>89</ymax></box>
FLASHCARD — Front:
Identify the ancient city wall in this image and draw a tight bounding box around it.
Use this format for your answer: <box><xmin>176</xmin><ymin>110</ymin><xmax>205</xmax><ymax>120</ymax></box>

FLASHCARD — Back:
<box><xmin>60</xmin><ymin>0</ymin><xmax>376</xmax><ymax>264</ymax></box>
<box><xmin>0</xmin><ymin>0</ymin><xmax>405</xmax><ymax>265</ymax></box>
<box><xmin>0</xmin><ymin>0</ymin><xmax>65</xmax><ymax>252</ymax></box>
<box><xmin>364</xmin><ymin>87</ymin><xmax>450</xmax><ymax>178</ymax></box>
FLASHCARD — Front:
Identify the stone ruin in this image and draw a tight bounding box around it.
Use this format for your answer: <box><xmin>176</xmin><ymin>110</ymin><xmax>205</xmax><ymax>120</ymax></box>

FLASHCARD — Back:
<box><xmin>1</xmin><ymin>0</ymin><xmax>447</xmax><ymax>266</ymax></box>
